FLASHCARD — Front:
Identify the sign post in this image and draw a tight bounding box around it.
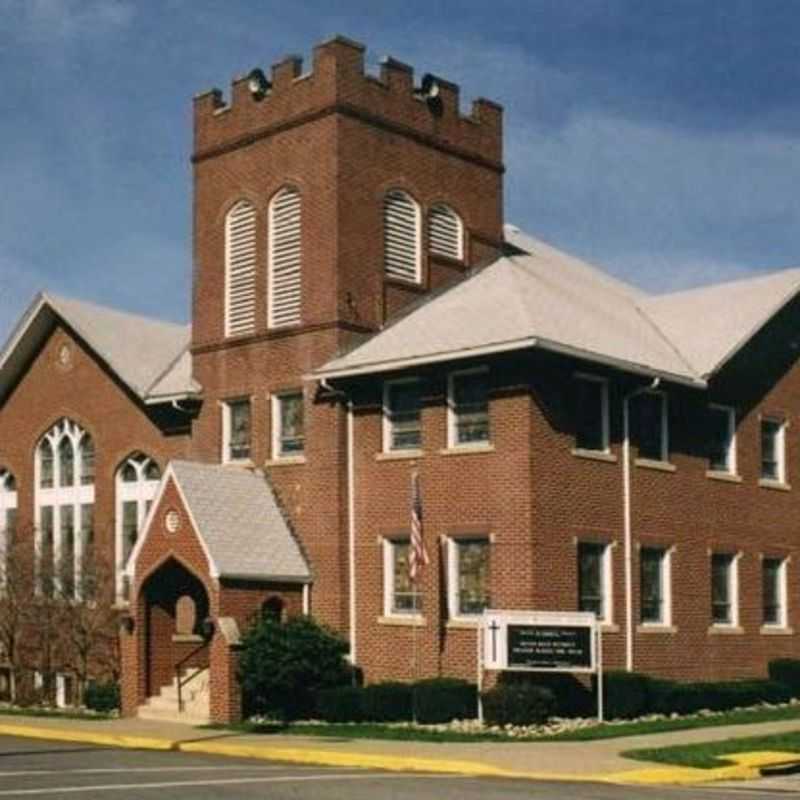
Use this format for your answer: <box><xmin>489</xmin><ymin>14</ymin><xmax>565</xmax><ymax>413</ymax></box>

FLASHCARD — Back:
<box><xmin>480</xmin><ymin>610</ymin><xmax>603</xmax><ymax>723</ymax></box>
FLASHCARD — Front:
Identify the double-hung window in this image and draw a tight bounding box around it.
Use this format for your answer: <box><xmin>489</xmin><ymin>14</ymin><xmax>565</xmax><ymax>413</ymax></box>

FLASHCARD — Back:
<box><xmin>632</xmin><ymin>391</ymin><xmax>668</xmax><ymax>462</ymax></box>
<box><xmin>383</xmin><ymin>539</ymin><xmax>421</xmax><ymax>616</ymax></box>
<box><xmin>711</xmin><ymin>552</ymin><xmax>738</xmax><ymax>626</ymax></box>
<box><xmin>640</xmin><ymin>547</ymin><xmax>671</xmax><ymax>625</ymax></box>
<box><xmin>707</xmin><ymin>404</ymin><xmax>736</xmax><ymax>474</ymax></box>
<box><xmin>384</xmin><ymin>379</ymin><xmax>422</xmax><ymax>451</ymax></box>
<box><xmin>447</xmin><ymin>538</ymin><xmax>490</xmax><ymax>619</ymax></box>
<box><xmin>272</xmin><ymin>392</ymin><xmax>305</xmax><ymax>458</ymax></box>
<box><xmin>762</xmin><ymin>557</ymin><xmax>787</xmax><ymax>628</ymax></box>
<box><xmin>578</xmin><ymin>541</ymin><xmax>612</xmax><ymax>623</ymax></box>
<box><xmin>448</xmin><ymin>368</ymin><xmax>490</xmax><ymax>447</ymax></box>
<box><xmin>760</xmin><ymin>418</ymin><xmax>786</xmax><ymax>484</ymax></box>
<box><xmin>223</xmin><ymin>399</ymin><xmax>251</xmax><ymax>463</ymax></box>
<box><xmin>574</xmin><ymin>374</ymin><xmax>609</xmax><ymax>452</ymax></box>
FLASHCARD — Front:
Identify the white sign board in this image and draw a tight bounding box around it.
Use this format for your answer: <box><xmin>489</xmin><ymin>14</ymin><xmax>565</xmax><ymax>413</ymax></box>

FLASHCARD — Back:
<box><xmin>483</xmin><ymin>610</ymin><xmax>597</xmax><ymax>674</ymax></box>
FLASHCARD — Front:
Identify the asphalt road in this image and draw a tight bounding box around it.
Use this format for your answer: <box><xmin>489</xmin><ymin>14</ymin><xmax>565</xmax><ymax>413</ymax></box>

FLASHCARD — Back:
<box><xmin>0</xmin><ymin>735</ymin><xmax>797</xmax><ymax>799</ymax></box>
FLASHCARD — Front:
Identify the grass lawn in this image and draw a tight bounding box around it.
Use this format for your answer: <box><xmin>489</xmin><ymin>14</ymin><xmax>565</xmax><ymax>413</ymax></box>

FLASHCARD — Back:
<box><xmin>623</xmin><ymin>730</ymin><xmax>800</xmax><ymax>769</ymax></box>
<box><xmin>215</xmin><ymin>704</ymin><xmax>800</xmax><ymax>744</ymax></box>
<box><xmin>0</xmin><ymin>706</ymin><xmax>113</xmax><ymax>721</ymax></box>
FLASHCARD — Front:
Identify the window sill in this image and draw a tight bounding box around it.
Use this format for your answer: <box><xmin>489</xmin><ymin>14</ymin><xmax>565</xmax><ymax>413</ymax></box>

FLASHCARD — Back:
<box><xmin>761</xmin><ymin>625</ymin><xmax>794</xmax><ymax>636</ymax></box>
<box><xmin>708</xmin><ymin>625</ymin><xmax>744</xmax><ymax>635</ymax></box>
<box><xmin>637</xmin><ymin>624</ymin><xmax>677</xmax><ymax>634</ymax></box>
<box><xmin>223</xmin><ymin>458</ymin><xmax>253</xmax><ymax>468</ymax></box>
<box><xmin>759</xmin><ymin>479</ymin><xmax>791</xmax><ymax>492</ymax></box>
<box><xmin>572</xmin><ymin>448</ymin><xmax>616</xmax><ymax>463</ymax></box>
<box><xmin>446</xmin><ymin>618</ymin><xmax>481</xmax><ymax>629</ymax></box>
<box><xmin>265</xmin><ymin>456</ymin><xmax>306</xmax><ymax>467</ymax></box>
<box><xmin>600</xmin><ymin>623</ymin><xmax>620</xmax><ymax>633</ymax></box>
<box><xmin>635</xmin><ymin>458</ymin><xmax>676</xmax><ymax>473</ymax></box>
<box><xmin>378</xmin><ymin>615</ymin><xmax>426</xmax><ymax>627</ymax></box>
<box><xmin>706</xmin><ymin>470</ymin><xmax>742</xmax><ymax>483</ymax></box>
<box><xmin>375</xmin><ymin>449</ymin><xmax>423</xmax><ymax>462</ymax></box>
<box><xmin>172</xmin><ymin>634</ymin><xmax>203</xmax><ymax>644</ymax></box>
<box><xmin>439</xmin><ymin>444</ymin><xmax>495</xmax><ymax>456</ymax></box>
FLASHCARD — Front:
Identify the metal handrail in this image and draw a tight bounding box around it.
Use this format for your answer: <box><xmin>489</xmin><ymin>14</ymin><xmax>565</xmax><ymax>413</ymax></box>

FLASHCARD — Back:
<box><xmin>175</xmin><ymin>640</ymin><xmax>209</xmax><ymax>713</ymax></box>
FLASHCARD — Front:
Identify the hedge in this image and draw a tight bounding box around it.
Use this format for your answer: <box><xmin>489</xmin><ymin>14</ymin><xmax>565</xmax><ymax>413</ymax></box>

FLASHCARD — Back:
<box><xmin>413</xmin><ymin>678</ymin><xmax>477</xmax><ymax>724</ymax></box>
<box><xmin>480</xmin><ymin>683</ymin><xmax>556</xmax><ymax>726</ymax></box>
<box><xmin>768</xmin><ymin>659</ymin><xmax>800</xmax><ymax>697</ymax></box>
<box><xmin>83</xmin><ymin>681</ymin><xmax>120</xmax><ymax>713</ymax></box>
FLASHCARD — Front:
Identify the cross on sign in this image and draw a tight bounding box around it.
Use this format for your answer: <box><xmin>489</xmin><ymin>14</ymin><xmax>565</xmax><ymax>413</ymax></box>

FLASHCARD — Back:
<box><xmin>488</xmin><ymin>619</ymin><xmax>501</xmax><ymax>662</ymax></box>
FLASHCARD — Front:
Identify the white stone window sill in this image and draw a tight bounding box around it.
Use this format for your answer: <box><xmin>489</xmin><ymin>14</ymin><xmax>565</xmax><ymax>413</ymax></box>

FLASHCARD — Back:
<box><xmin>760</xmin><ymin>625</ymin><xmax>794</xmax><ymax>636</ymax></box>
<box><xmin>600</xmin><ymin>623</ymin><xmax>619</xmax><ymax>633</ymax></box>
<box><xmin>446</xmin><ymin>618</ymin><xmax>481</xmax><ymax>629</ymax></box>
<box><xmin>375</xmin><ymin>449</ymin><xmax>423</xmax><ymax>462</ymax></box>
<box><xmin>378</xmin><ymin>615</ymin><xmax>426</xmax><ymax>627</ymax></box>
<box><xmin>759</xmin><ymin>479</ymin><xmax>791</xmax><ymax>492</ymax></box>
<box><xmin>572</xmin><ymin>448</ymin><xmax>616</xmax><ymax>463</ymax></box>
<box><xmin>439</xmin><ymin>444</ymin><xmax>495</xmax><ymax>456</ymax></box>
<box><xmin>706</xmin><ymin>470</ymin><xmax>742</xmax><ymax>483</ymax></box>
<box><xmin>708</xmin><ymin>624</ymin><xmax>744</xmax><ymax>635</ymax></box>
<box><xmin>223</xmin><ymin>458</ymin><xmax>254</xmax><ymax>468</ymax></box>
<box><xmin>637</xmin><ymin>624</ymin><xmax>677</xmax><ymax>634</ymax></box>
<box><xmin>265</xmin><ymin>456</ymin><xmax>306</xmax><ymax>467</ymax></box>
<box><xmin>172</xmin><ymin>633</ymin><xmax>203</xmax><ymax>644</ymax></box>
<box><xmin>635</xmin><ymin>458</ymin><xmax>676</xmax><ymax>473</ymax></box>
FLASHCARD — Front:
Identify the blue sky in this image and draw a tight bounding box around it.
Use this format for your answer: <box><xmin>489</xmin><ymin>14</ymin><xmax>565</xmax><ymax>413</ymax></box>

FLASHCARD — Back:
<box><xmin>2</xmin><ymin>0</ymin><xmax>799</xmax><ymax>342</ymax></box>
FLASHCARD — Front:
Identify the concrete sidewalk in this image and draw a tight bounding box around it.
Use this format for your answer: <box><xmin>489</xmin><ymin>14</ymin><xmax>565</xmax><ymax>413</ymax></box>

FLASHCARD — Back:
<box><xmin>0</xmin><ymin>713</ymin><xmax>798</xmax><ymax>785</ymax></box>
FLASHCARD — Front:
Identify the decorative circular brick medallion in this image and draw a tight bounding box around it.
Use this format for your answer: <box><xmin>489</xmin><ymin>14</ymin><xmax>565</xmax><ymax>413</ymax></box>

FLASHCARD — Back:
<box><xmin>165</xmin><ymin>509</ymin><xmax>181</xmax><ymax>534</ymax></box>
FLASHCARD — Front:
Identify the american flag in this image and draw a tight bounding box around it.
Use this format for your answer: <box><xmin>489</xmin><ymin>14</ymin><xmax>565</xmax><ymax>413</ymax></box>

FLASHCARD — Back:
<box><xmin>409</xmin><ymin>470</ymin><xmax>429</xmax><ymax>582</ymax></box>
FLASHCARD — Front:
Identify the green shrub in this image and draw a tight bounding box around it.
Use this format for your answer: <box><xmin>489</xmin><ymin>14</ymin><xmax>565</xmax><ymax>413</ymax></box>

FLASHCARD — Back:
<box><xmin>361</xmin><ymin>682</ymin><xmax>413</xmax><ymax>722</ymax></box>
<box><xmin>238</xmin><ymin>615</ymin><xmax>350</xmax><ymax>721</ymax></box>
<box><xmin>769</xmin><ymin>659</ymin><xmax>800</xmax><ymax>697</ymax></box>
<box><xmin>481</xmin><ymin>683</ymin><xmax>556</xmax><ymax>726</ymax></box>
<box><xmin>601</xmin><ymin>671</ymin><xmax>650</xmax><ymax>719</ymax></box>
<box><xmin>413</xmin><ymin>678</ymin><xmax>477</xmax><ymax>724</ymax></box>
<box><xmin>315</xmin><ymin>686</ymin><xmax>364</xmax><ymax>723</ymax></box>
<box><xmin>83</xmin><ymin>681</ymin><xmax>120</xmax><ymax>713</ymax></box>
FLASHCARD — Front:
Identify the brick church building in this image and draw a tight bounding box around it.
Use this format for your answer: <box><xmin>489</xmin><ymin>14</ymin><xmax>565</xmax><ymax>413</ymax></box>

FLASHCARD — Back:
<box><xmin>1</xmin><ymin>36</ymin><xmax>799</xmax><ymax>723</ymax></box>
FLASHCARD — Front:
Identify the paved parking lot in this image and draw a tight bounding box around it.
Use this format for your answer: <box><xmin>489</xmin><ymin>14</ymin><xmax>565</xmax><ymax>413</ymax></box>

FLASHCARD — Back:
<box><xmin>0</xmin><ymin>735</ymin><xmax>797</xmax><ymax>799</ymax></box>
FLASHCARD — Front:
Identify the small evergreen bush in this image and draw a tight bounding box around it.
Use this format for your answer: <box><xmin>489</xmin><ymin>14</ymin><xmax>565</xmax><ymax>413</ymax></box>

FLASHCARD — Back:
<box><xmin>361</xmin><ymin>682</ymin><xmax>414</xmax><ymax>722</ymax></box>
<box><xmin>481</xmin><ymin>683</ymin><xmax>556</xmax><ymax>726</ymax></box>
<box><xmin>601</xmin><ymin>671</ymin><xmax>650</xmax><ymax>719</ymax></box>
<box><xmin>412</xmin><ymin>678</ymin><xmax>477</xmax><ymax>724</ymax></box>
<box><xmin>769</xmin><ymin>659</ymin><xmax>800</xmax><ymax>697</ymax></box>
<box><xmin>315</xmin><ymin>685</ymin><xmax>364</xmax><ymax>723</ymax></box>
<box><xmin>83</xmin><ymin>681</ymin><xmax>120</xmax><ymax>713</ymax></box>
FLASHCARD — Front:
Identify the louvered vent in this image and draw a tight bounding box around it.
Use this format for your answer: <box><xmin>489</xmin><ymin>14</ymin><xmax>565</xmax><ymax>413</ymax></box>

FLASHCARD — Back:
<box><xmin>225</xmin><ymin>200</ymin><xmax>257</xmax><ymax>337</ymax></box>
<box><xmin>268</xmin><ymin>187</ymin><xmax>302</xmax><ymax>328</ymax></box>
<box><xmin>428</xmin><ymin>204</ymin><xmax>464</xmax><ymax>260</ymax></box>
<box><xmin>384</xmin><ymin>190</ymin><xmax>420</xmax><ymax>282</ymax></box>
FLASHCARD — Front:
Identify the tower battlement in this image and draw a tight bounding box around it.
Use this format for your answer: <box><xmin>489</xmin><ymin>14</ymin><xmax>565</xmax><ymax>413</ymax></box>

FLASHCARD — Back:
<box><xmin>193</xmin><ymin>35</ymin><xmax>503</xmax><ymax>167</ymax></box>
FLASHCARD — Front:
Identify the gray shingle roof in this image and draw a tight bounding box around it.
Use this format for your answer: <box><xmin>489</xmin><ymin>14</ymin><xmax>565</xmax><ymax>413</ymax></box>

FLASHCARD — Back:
<box><xmin>0</xmin><ymin>292</ymin><xmax>200</xmax><ymax>404</ymax></box>
<box><xmin>170</xmin><ymin>461</ymin><xmax>310</xmax><ymax>582</ymax></box>
<box><xmin>314</xmin><ymin>225</ymin><xmax>800</xmax><ymax>387</ymax></box>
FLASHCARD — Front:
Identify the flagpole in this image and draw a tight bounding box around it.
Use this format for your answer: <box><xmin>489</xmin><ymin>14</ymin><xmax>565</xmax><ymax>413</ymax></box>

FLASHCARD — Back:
<box><xmin>409</xmin><ymin>469</ymin><xmax>428</xmax><ymax>725</ymax></box>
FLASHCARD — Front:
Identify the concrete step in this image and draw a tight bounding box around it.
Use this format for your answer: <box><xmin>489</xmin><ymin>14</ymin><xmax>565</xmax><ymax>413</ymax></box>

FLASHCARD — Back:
<box><xmin>136</xmin><ymin>705</ymin><xmax>209</xmax><ymax>725</ymax></box>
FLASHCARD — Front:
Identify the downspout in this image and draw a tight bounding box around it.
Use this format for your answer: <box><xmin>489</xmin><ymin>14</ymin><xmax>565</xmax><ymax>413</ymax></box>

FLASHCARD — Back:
<box><xmin>622</xmin><ymin>376</ymin><xmax>660</xmax><ymax>673</ymax></box>
<box><xmin>346</xmin><ymin>398</ymin><xmax>357</xmax><ymax>665</ymax></box>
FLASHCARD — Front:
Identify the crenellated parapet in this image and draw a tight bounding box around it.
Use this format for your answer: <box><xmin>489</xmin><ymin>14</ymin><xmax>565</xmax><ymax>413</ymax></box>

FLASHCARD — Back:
<box><xmin>193</xmin><ymin>35</ymin><xmax>503</xmax><ymax>167</ymax></box>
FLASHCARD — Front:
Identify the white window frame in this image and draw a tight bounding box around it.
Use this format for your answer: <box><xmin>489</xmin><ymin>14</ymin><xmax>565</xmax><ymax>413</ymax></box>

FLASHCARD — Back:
<box><xmin>224</xmin><ymin>199</ymin><xmax>257</xmax><ymax>338</ymax></box>
<box><xmin>0</xmin><ymin>468</ymin><xmax>17</xmax><ymax>554</ymax></box>
<box><xmin>577</xmin><ymin>541</ymin><xmax>613</xmax><ymax>625</ymax></box>
<box><xmin>635</xmin><ymin>390</ymin><xmax>669</xmax><ymax>463</ymax></box>
<box><xmin>222</xmin><ymin>398</ymin><xmax>252</xmax><ymax>464</ymax></box>
<box><xmin>267</xmin><ymin>186</ymin><xmax>302</xmax><ymax>329</ymax></box>
<box><xmin>115</xmin><ymin>453</ymin><xmax>161</xmax><ymax>602</ymax></box>
<box><xmin>574</xmin><ymin>372</ymin><xmax>610</xmax><ymax>454</ymax></box>
<box><xmin>271</xmin><ymin>390</ymin><xmax>305</xmax><ymax>460</ymax></box>
<box><xmin>762</xmin><ymin>556</ymin><xmax>788</xmax><ymax>629</ymax></box>
<box><xmin>382</xmin><ymin>538</ymin><xmax>421</xmax><ymax>618</ymax></box>
<box><xmin>447</xmin><ymin>367</ymin><xmax>490</xmax><ymax>449</ymax></box>
<box><xmin>708</xmin><ymin>403</ymin><xmax>737</xmax><ymax>475</ymax></box>
<box><xmin>383</xmin><ymin>189</ymin><xmax>422</xmax><ymax>284</ymax></box>
<box><xmin>34</xmin><ymin>419</ymin><xmax>94</xmax><ymax>598</ymax></box>
<box><xmin>446</xmin><ymin>537</ymin><xmax>490</xmax><ymax>621</ymax></box>
<box><xmin>639</xmin><ymin>546</ymin><xmax>673</xmax><ymax>627</ymax></box>
<box><xmin>382</xmin><ymin>377</ymin><xmax>422</xmax><ymax>453</ymax></box>
<box><xmin>711</xmin><ymin>551</ymin><xmax>740</xmax><ymax>628</ymax></box>
<box><xmin>427</xmin><ymin>203</ymin><xmax>464</xmax><ymax>261</ymax></box>
<box><xmin>760</xmin><ymin>417</ymin><xmax>786</xmax><ymax>485</ymax></box>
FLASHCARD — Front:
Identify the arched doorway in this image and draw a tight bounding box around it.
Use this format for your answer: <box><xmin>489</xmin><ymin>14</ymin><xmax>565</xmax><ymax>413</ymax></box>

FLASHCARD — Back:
<box><xmin>140</xmin><ymin>558</ymin><xmax>210</xmax><ymax>700</ymax></box>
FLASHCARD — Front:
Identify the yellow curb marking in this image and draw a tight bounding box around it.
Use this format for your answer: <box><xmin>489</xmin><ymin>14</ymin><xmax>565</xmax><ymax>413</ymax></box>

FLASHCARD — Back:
<box><xmin>0</xmin><ymin>723</ymin><xmax>178</xmax><ymax>752</ymax></box>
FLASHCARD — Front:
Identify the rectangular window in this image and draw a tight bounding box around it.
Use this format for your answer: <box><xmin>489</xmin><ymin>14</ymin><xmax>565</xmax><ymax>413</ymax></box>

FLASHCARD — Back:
<box><xmin>448</xmin><ymin>538</ymin><xmax>490</xmax><ymax>618</ymax></box>
<box><xmin>708</xmin><ymin>405</ymin><xmax>736</xmax><ymax>474</ymax></box>
<box><xmin>224</xmin><ymin>399</ymin><xmax>251</xmax><ymax>462</ymax></box>
<box><xmin>39</xmin><ymin>506</ymin><xmax>54</xmax><ymax>596</ymax></box>
<box><xmin>384</xmin><ymin>379</ymin><xmax>422</xmax><ymax>451</ymax></box>
<box><xmin>448</xmin><ymin>369</ymin><xmax>489</xmax><ymax>447</ymax></box>
<box><xmin>711</xmin><ymin>553</ymin><xmax>737</xmax><ymax>626</ymax></box>
<box><xmin>640</xmin><ymin>548</ymin><xmax>670</xmax><ymax>625</ymax></box>
<box><xmin>384</xmin><ymin>540</ymin><xmax>421</xmax><ymax>615</ymax></box>
<box><xmin>574</xmin><ymin>375</ymin><xmax>609</xmax><ymax>452</ymax></box>
<box><xmin>60</xmin><ymin>505</ymin><xmax>75</xmax><ymax>599</ymax></box>
<box><xmin>762</xmin><ymin>557</ymin><xmax>787</xmax><ymax>627</ymax></box>
<box><xmin>122</xmin><ymin>501</ymin><xmax>138</xmax><ymax>566</ymax></box>
<box><xmin>272</xmin><ymin>392</ymin><xmax>305</xmax><ymax>457</ymax></box>
<box><xmin>633</xmin><ymin>391</ymin><xmax>667</xmax><ymax>462</ymax></box>
<box><xmin>578</xmin><ymin>542</ymin><xmax>611</xmax><ymax>623</ymax></box>
<box><xmin>761</xmin><ymin>419</ymin><xmax>785</xmax><ymax>483</ymax></box>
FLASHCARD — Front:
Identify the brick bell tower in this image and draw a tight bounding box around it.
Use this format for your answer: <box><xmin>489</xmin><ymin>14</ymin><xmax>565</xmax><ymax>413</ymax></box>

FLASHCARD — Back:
<box><xmin>187</xmin><ymin>36</ymin><xmax>504</xmax><ymax>630</ymax></box>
